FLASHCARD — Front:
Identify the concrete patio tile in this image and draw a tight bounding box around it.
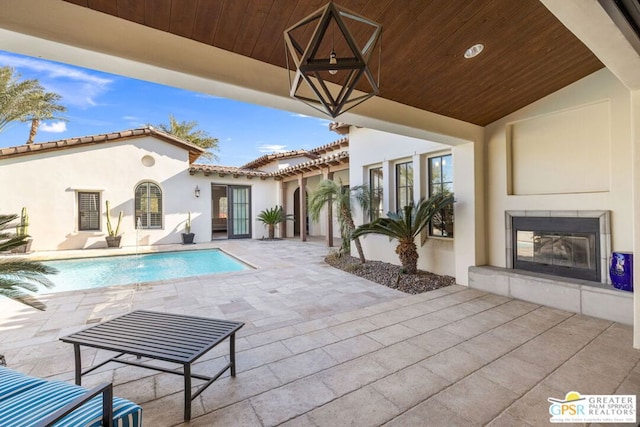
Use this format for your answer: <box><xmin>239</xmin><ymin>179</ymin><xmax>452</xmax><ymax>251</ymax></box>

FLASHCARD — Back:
<box><xmin>113</xmin><ymin>375</ymin><xmax>157</xmax><ymax>404</ymax></box>
<box><xmin>420</xmin><ymin>346</ymin><xmax>487</xmax><ymax>382</ymax></box>
<box><xmin>441</xmin><ymin>309</ymin><xmax>514</xmax><ymax>339</ymax></box>
<box><xmin>316</xmin><ymin>357</ymin><xmax>390</xmax><ymax>396</ymax></box>
<box><xmin>278</xmin><ymin>414</ymin><xmax>317</xmax><ymax>427</ymax></box>
<box><xmin>292</xmin><ymin>316</ymin><xmax>342</xmax><ymax>334</ymax></box>
<box><xmin>268</xmin><ymin>348</ymin><xmax>337</xmax><ymax>383</ymax></box>
<box><xmin>400</xmin><ymin>312</ymin><xmax>452</xmax><ymax>333</ymax></box>
<box><xmin>367</xmin><ymin>340</ymin><xmax>432</xmax><ymax>372</ymax></box>
<box><xmin>308</xmin><ymin>385</ymin><xmax>400</xmax><ymax>427</ymax></box>
<box><xmin>322</xmin><ymin>334</ymin><xmax>384</xmax><ymax>363</ymax></box>
<box><xmin>2</xmin><ymin>240</ymin><xmax>638</xmax><ymax>427</ymax></box>
<box><xmin>476</xmin><ymin>354</ymin><xmax>548</xmax><ymax>395</ymax></box>
<box><xmin>190</xmin><ymin>400</ymin><xmax>261</xmax><ymax>426</ymax></box>
<box><xmin>142</xmin><ymin>391</ymin><xmax>206</xmax><ymax>426</ymax></box>
<box><xmin>383</xmin><ymin>398</ymin><xmax>478</xmax><ymax>427</ymax></box>
<box><xmin>363</xmin><ymin>311</ymin><xmax>411</xmax><ymax>328</ymax></box>
<box><xmin>488</xmin><ymin>321</ymin><xmax>541</xmax><ymax>346</ymax></box>
<box><xmin>542</xmin><ymin>355</ymin><xmax>629</xmax><ymax>395</ymax></box>
<box><xmin>244</xmin><ymin>325</ymin><xmax>300</xmax><ymax>347</ymax></box>
<box><xmin>371</xmin><ymin>363</ymin><xmax>450</xmax><ymax>411</ymax></box>
<box><xmin>503</xmin><ymin>382</ymin><xmax>565</xmax><ymax>426</ymax></box>
<box><xmin>485</xmin><ymin>411</ymin><xmax>535</xmax><ymax>427</ymax></box>
<box><xmin>199</xmin><ymin>365</ymin><xmax>283</xmax><ymax>413</ymax></box>
<box><xmin>432</xmin><ymin>372</ymin><xmax>518</xmax><ymax>425</ymax></box>
<box><xmin>231</xmin><ymin>341</ymin><xmax>293</xmax><ymax>371</ymax></box>
<box><xmin>326</xmin><ymin>318</ymin><xmax>379</xmax><ymax>339</ymax></box>
<box><xmin>366</xmin><ymin>323</ymin><xmax>420</xmax><ymax>346</ymax></box>
<box><xmin>281</xmin><ymin>329</ymin><xmax>341</xmax><ymax>354</ymax></box>
<box><xmin>407</xmin><ymin>328</ymin><xmax>466</xmax><ymax>354</ymax></box>
<box><xmin>616</xmin><ymin>365</ymin><xmax>640</xmax><ymax>394</ymax></box>
<box><xmin>456</xmin><ymin>329</ymin><xmax>522</xmax><ymax>363</ymax></box>
<box><xmin>491</xmin><ymin>299</ymin><xmax>540</xmax><ymax>318</ymax></box>
<box><xmin>249</xmin><ymin>376</ymin><xmax>337</xmax><ymax>426</ymax></box>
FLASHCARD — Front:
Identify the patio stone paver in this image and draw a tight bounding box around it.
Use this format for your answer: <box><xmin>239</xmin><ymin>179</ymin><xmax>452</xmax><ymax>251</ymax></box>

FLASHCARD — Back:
<box><xmin>0</xmin><ymin>238</ymin><xmax>638</xmax><ymax>426</ymax></box>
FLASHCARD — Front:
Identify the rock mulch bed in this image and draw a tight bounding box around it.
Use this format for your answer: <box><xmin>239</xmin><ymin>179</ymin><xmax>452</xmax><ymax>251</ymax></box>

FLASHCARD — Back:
<box><xmin>325</xmin><ymin>253</ymin><xmax>456</xmax><ymax>294</ymax></box>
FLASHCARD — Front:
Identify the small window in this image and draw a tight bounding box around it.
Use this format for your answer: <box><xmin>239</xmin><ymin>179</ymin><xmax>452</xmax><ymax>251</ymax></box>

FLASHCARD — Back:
<box><xmin>395</xmin><ymin>161</ymin><xmax>413</xmax><ymax>211</ymax></box>
<box><xmin>369</xmin><ymin>167</ymin><xmax>383</xmax><ymax>221</ymax></box>
<box><xmin>429</xmin><ymin>154</ymin><xmax>454</xmax><ymax>237</ymax></box>
<box><xmin>78</xmin><ymin>192</ymin><xmax>100</xmax><ymax>231</ymax></box>
<box><xmin>135</xmin><ymin>182</ymin><xmax>163</xmax><ymax>229</ymax></box>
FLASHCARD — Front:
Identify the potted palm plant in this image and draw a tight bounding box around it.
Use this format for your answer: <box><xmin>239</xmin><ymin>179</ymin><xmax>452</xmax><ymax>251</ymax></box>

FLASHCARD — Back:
<box><xmin>181</xmin><ymin>212</ymin><xmax>195</xmax><ymax>244</ymax></box>
<box><xmin>257</xmin><ymin>205</ymin><xmax>293</xmax><ymax>240</ymax></box>
<box><xmin>105</xmin><ymin>200</ymin><xmax>123</xmax><ymax>248</ymax></box>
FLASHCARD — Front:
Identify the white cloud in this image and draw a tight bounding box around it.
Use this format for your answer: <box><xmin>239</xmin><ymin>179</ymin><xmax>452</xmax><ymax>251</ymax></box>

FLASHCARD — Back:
<box><xmin>0</xmin><ymin>53</ymin><xmax>113</xmax><ymax>108</ymax></box>
<box><xmin>258</xmin><ymin>144</ymin><xmax>288</xmax><ymax>153</ymax></box>
<box><xmin>290</xmin><ymin>113</ymin><xmax>310</xmax><ymax>118</ymax></box>
<box><xmin>39</xmin><ymin>121</ymin><xmax>67</xmax><ymax>133</ymax></box>
<box><xmin>122</xmin><ymin>116</ymin><xmax>139</xmax><ymax>121</ymax></box>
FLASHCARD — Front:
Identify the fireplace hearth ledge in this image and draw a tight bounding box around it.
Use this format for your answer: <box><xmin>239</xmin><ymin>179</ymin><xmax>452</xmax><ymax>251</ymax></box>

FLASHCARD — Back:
<box><xmin>468</xmin><ymin>265</ymin><xmax>633</xmax><ymax>325</ymax></box>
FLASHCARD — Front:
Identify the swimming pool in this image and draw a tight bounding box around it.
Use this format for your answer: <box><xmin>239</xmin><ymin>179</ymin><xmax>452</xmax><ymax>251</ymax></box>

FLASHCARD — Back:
<box><xmin>41</xmin><ymin>249</ymin><xmax>251</xmax><ymax>293</ymax></box>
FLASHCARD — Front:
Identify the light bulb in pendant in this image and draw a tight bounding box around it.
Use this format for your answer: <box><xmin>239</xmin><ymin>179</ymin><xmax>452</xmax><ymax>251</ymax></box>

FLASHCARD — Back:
<box><xmin>329</xmin><ymin>51</ymin><xmax>338</xmax><ymax>75</ymax></box>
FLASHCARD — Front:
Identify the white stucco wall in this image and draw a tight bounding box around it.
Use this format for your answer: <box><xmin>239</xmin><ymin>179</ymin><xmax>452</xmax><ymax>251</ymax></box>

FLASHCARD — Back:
<box><xmin>485</xmin><ymin>69</ymin><xmax>634</xmax><ymax>268</ymax></box>
<box><xmin>348</xmin><ymin>127</ymin><xmax>460</xmax><ymax>277</ymax></box>
<box><xmin>0</xmin><ymin>137</ymin><xmax>280</xmax><ymax>249</ymax></box>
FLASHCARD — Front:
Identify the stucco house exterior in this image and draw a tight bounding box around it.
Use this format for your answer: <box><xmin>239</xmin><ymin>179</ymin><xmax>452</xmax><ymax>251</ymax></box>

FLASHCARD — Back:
<box><xmin>0</xmin><ymin>127</ymin><xmax>348</xmax><ymax>250</ymax></box>
<box><xmin>1</xmin><ymin>0</ymin><xmax>639</xmax><ymax>347</ymax></box>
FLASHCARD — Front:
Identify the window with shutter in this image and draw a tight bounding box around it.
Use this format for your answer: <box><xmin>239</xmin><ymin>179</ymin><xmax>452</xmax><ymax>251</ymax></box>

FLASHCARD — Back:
<box><xmin>135</xmin><ymin>182</ymin><xmax>163</xmax><ymax>229</ymax></box>
<box><xmin>78</xmin><ymin>192</ymin><xmax>100</xmax><ymax>231</ymax></box>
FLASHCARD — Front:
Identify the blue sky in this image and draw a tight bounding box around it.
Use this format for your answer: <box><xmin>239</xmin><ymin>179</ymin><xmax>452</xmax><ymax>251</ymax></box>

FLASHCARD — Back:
<box><xmin>0</xmin><ymin>50</ymin><xmax>337</xmax><ymax>166</ymax></box>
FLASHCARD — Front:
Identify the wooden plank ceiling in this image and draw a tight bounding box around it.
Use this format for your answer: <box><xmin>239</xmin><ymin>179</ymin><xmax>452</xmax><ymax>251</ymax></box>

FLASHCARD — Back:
<box><xmin>63</xmin><ymin>0</ymin><xmax>604</xmax><ymax>126</ymax></box>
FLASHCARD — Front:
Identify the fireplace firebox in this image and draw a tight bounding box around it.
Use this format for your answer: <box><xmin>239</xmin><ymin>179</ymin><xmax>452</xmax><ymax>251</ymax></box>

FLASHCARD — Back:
<box><xmin>512</xmin><ymin>217</ymin><xmax>600</xmax><ymax>282</ymax></box>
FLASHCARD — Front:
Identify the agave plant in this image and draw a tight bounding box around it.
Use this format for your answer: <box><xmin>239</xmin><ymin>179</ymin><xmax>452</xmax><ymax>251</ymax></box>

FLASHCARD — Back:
<box><xmin>308</xmin><ymin>179</ymin><xmax>370</xmax><ymax>263</ymax></box>
<box><xmin>0</xmin><ymin>213</ymin><xmax>57</xmax><ymax>310</ymax></box>
<box><xmin>257</xmin><ymin>205</ymin><xmax>293</xmax><ymax>239</ymax></box>
<box><xmin>352</xmin><ymin>193</ymin><xmax>454</xmax><ymax>274</ymax></box>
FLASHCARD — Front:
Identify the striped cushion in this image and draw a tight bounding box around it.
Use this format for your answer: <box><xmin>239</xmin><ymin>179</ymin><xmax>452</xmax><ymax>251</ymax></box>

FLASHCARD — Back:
<box><xmin>0</xmin><ymin>368</ymin><xmax>142</xmax><ymax>427</ymax></box>
<box><xmin>0</xmin><ymin>366</ymin><xmax>47</xmax><ymax>402</ymax></box>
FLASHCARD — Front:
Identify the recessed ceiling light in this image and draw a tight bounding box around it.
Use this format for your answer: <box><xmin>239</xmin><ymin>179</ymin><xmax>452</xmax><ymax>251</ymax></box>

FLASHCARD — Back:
<box><xmin>464</xmin><ymin>43</ymin><xmax>484</xmax><ymax>59</ymax></box>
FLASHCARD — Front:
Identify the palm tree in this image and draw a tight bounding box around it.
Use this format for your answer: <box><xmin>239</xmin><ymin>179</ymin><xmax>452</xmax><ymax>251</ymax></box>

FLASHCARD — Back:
<box><xmin>0</xmin><ymin>213</ymin><xmax>57</xmax><ymax>310</ymax></box>
<box><xmin>257</xmin><ymin>205</ymin><xmax>293</xmax><ymax>239</ymax></box>
<box><xmin>308</xmin><ymin>179</ymin><xmax>370</xmax><ymax>263</ymax></box>
<box><xmin>0</xmin><ymin>67</ymin><xmax>67</xmax><ymax>143</ymax></box>
<box><xmin>155</xmin><ymin>114</ymin><xmax>219</xmax><ymax>161</ymax></box>
<box><xmin>25</xmin><ymin>91</ymin><xmax>67</xmax><ymax>144</ymax></box>
<box><xmin>352</xmin><ymin>193</ymin><xmax>454</xmax><ymax>274</ymax></box>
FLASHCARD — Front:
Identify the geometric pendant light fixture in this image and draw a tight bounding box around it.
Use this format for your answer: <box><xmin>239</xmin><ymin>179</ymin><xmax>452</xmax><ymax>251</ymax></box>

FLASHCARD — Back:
<box><xmin>284</xmin><ymin>2</ymin><xmax>382</xmax><ymax>118</ymax></box>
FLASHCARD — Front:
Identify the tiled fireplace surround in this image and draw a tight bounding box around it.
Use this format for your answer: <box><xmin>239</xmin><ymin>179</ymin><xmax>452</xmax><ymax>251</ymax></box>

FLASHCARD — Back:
<box><xmin>469</xmin><ymin>210</ymin><xmax>634</xmax><ymax>325</ymax></box>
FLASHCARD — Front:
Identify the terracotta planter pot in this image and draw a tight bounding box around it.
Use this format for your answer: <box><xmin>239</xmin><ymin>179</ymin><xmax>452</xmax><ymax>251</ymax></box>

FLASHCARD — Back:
<box><xmin>10</xmin><ymin>238</ymin><xmax>33</xmax><ymax>253</ymax></box>
<box><xmin>105</xmin><ymin>235</ymin><xmax>122</xmax><ymax>248</ymax></box>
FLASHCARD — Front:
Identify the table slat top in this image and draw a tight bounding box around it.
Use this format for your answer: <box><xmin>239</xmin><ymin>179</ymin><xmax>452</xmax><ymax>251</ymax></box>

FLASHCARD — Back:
<box><xmin>60</xmin><ymin>311</ymin><xmax>244</xmax><ymax>363</ymax></box>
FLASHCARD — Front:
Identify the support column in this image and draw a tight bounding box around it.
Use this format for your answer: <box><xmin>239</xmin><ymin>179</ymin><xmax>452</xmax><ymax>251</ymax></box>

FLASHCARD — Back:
<box><xmin>280</xmin><ymin>181</ymin><xmax>288</xmax><ymax>238</ymax></box>
<box><xmin>323</xmin><ymin>170</ymin><xmax>334</xmax><ymax>247</ymax></box>
<box><xmin>298</xmin><ymin>175</ymin><xmax>307</xmax><ymax>242</ymax></box>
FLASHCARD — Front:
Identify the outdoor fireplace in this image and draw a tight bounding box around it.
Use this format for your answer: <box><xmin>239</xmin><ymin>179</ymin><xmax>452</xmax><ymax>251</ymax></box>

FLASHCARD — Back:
<box><xmin>506</xmin><ymin>211</ymin><xmax>611</xmax><ymax>283</ymax></box>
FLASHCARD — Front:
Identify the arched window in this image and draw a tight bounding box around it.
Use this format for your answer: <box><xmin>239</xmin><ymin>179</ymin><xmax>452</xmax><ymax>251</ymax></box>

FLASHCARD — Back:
<box><xmin>135</xmin><ymin>182</ymin><xmax>162</xmax><ymax>229</ymax></box>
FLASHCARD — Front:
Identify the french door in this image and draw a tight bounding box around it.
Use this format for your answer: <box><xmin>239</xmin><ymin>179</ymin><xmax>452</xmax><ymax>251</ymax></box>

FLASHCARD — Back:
<box><xmin>228</xmin><ymin>185</ymin><xmax>251</xmax><ymax>239</ymax></box>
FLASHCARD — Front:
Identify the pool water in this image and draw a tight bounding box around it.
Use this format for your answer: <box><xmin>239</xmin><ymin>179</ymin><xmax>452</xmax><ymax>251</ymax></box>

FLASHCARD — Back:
<box><xmin>41</xmin><ymin>249</ymin><xmax>250</xmax><ymax>293</ymax></box>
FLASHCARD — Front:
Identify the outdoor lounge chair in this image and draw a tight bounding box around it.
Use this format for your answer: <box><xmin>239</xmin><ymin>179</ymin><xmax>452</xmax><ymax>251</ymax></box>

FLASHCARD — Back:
<box><xmin>0</xmin><ymin>366</ymin><xmax>142</xmax><ymax>427</ymax></box>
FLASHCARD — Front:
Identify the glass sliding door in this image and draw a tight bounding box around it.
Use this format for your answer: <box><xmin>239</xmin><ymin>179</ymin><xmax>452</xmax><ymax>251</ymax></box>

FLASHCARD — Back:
<box><xmin>228</xmin><ymin>185</ymin><xmax>251</xmax><ymax>239</ymax></box>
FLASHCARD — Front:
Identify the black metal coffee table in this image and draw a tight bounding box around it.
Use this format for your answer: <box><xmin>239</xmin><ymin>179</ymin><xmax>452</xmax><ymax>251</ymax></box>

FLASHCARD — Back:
<box><xmin>60</xmin><ymin>310</ymin><xmax>244</xmax><ymax>421</ymax></box>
